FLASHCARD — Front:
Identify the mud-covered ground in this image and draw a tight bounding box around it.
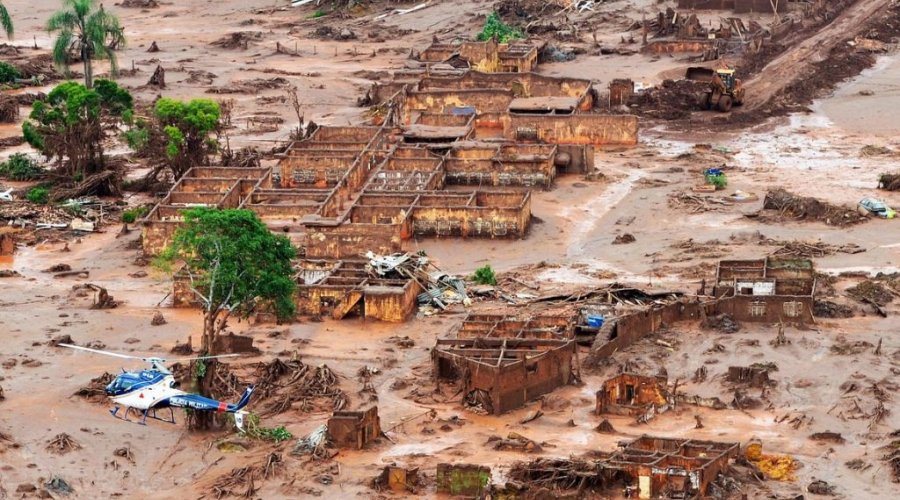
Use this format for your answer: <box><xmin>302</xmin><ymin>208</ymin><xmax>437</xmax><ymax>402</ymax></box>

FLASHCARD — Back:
<box><xmin>0</xmin><ymin>0</ymin><xmax>899</xmax><ymax>498</ymax></box>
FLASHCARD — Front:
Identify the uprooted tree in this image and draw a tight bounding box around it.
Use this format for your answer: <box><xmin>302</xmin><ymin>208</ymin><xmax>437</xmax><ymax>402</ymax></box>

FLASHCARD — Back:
<box><xmin>157</xmin><ymin>208</ymin><xmax>296</xmax><ymax>354</ymax></box>
<box><xmin>22</xmin><ymin>79</ymin><xmax>133</xmax><ymax>198</ymax></box>
<box><xmin>126</xmin><ymin>97</ymin><xmax>223</xmax><ymax>186</ymax></box>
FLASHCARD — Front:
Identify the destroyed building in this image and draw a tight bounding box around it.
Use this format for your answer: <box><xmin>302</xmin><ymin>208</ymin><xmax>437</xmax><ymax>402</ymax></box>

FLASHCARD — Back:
<box><xmin>415</xmin><ymin>39</ymin><xmax>539</xmax><ymax>73</ymax></box>
<box><xmin>433</xmin><ymin>313</ymin><xmax>576</xmax><ymax>414</ymax></box>
<box><xmin>145</xmin><ymin>58</ymin><xmax>639</xmax><ymax>322</ymax></box>
<box><xmin>712</xmin><ymin>258</ymin><xmax>816</xmax><ymax>324</ymax></box>
<box><xmin>596</xmin><ymin>373</ymin><xmax>671</xmax><ymax>417</ymax></box>
<box><xmin>327</xmin><ymin>406</ymin><xmax>381</xmax><ymax>450</ymax></box>
<box><xmin>602</xmin><ymin>436</ymin><xmax>740</xmax><ymax>498</ymax></box>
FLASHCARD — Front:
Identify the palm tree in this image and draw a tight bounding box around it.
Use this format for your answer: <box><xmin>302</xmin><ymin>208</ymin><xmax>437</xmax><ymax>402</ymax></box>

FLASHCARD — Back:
<box><xmin>0</xmin><ymin>2</ymin><xmax>13</xmax><ymax>39</ymax></box>
<box><xmin>47</xmin><ymin>0</ymin><xmax>125</xmax><ymax>88</ymax></box>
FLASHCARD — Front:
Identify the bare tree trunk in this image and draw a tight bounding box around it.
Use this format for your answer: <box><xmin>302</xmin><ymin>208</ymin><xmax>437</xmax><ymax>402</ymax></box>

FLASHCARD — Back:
<box><xmin>82</xmin><ymin>45</ymin><xmax>93</xmax><ymax>89</ymax></box>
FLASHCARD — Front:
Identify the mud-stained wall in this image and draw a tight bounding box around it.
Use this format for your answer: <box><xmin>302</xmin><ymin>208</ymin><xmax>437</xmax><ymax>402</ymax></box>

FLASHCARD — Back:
<box><xmin>596</xmin><ymin>373</ymin><xmax>669</xmax><ymax>416</ymax></box>
<box><xmin>364</xmin><ymin>281</ymin><xmax>422</xmax><ymax>322</ymax></box>
<box><xmin>141</xmin><ymin>220</ymin><xmax>180</xmax><ymax>255</ymax></box>
<box><xmin>419</xmin><ymin>72</ymin><xmax>591</xmax><ymax>98</ymax></box>
<box><xmin>402</xmin><ymin>90</ymin><xmax>514</xmax><ymax>124</ymax></box>
<box><xmin>504</xmin><ymin>114</ymin><xmax>639</xmax><ymax>146</ymax></box>
<box><xmin>328</xmin><ymin>407</ymin><xmax>380</xmax><ymax>449</ymax></box>
<box><xmin>494</xmin><ymin>344</ymin><xmax>574</xmax><ymax>413</ymax></box>
<box><xmin>716</xmin><ymin>295</ymin><xmax>815</xmax><ymax>324</ymax></box>
<box><xmin>592</xmin><ymin>301</ymin><xmax>705</xmax><ymax>359</ymax></box>
<box><xmin>306</xmin><ymin>222</ymin><xmax>404</xmax><ymax>259</ymax></box>
<box><xmin>411</xmin><ymin>201</ymin><xmax>530</xmax><ymax>238</ymax></box>
<box><xmin>436</xmin><ymin>464</ymin><xmax>491</xmax><ymax>496</ymax></box>
<box><xmin>642</xmin><ymin>40</ymin><xmax>720</xmax><ymax>54</ymax></box>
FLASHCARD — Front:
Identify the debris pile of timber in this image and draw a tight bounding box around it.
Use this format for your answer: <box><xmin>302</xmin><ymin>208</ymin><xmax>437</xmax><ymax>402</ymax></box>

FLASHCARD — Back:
<box><xmin>507</xmin><ymin>457</ymin><xmax>606</xmax><ymax>492</ymax></box>
<box><xmin>845</xmin><ymin>280</ymin><xmax>896</xmax><ymax>307</ymax></box>
<box><xmin>73</xmin><ymin>372</ymin><xmax>115</xmax><ymax>404</ymax></box>
<box><xmin>252</xmin><ymin>358</ymin><xmax>349</xmax><ymax>415</ymax></box>
<box><xmin>45</xmin><ymin>433</ymin><xmax>82</xmax><ymax>455</ymax></box>
<box><xmin>210</xmin><ymin>31</ymin><xmax>261</xmax><ymax>50</ymax></box>
<box><xmin>769</xmin><ymin>240</ymin><xmax>864</xmax><ymax>258</ymax></box>
<box><xmin>762</xmin><ymin>189</ymin><xmax>867</xmax><ymax>226</ymax></box>
<box><xmin>668</xmin><ymin>191</ymin><xmax>733</xmax><ymax>212</ymax></box>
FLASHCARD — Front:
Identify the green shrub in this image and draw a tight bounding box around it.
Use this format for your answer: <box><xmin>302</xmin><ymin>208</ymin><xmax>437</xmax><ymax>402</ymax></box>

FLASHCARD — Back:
<box><xmin>0</xmin><ymin>153</ymin><xmax>43</xmax><ymax>180</ymax></box>
<box><xmin>238</xmin><ymin>413</ymin><xmax>293</xmax><ymax>442</ymax></box>
<box><xmin>0</xmin><ymin>62</ymin><xmax>20</xmax><ymax>83</ymax></box>
<box><xmin>122</xmin><ymin>206</ymin><xmax>149</xmax><ymax>224</ymax></box>
<box><xmin>477</xmin><ymin>12</ymin><xmax>524</xmax><ymax>43</ymax></box>
<box><xmin>26</xmin><ymin>186</ymin><xmax>49</xmax><ymax>204</ymax></box>
<box><xmin>705</xmin><ymin>173</ymin><xmax>728</xmax><ymax>189</ymax></box>
<box><xmin>310</xmin><ymin>9</ymin><xmax>327</xmax><ymax>18</ymax></box>
<box><xmin>472</xmin><ymin>264</ymin><xmax>497</xmax><ymax>286</ymax></box>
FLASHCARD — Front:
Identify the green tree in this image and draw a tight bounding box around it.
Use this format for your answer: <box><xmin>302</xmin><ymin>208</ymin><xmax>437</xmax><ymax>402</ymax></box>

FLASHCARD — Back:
<box><xmin>23</xmin><ymin>79</ymin><xmax>132</xmax><ymax>183</ymax></box>
<box><xmin>47</xmin><ymin>0</ymin><xmax>125</xmax><ymax>88</ymax></box>
<box><xmin>126</xmin><ymin>98</ymin><xmax>222</xmax><ymax>182</ymax></box>
<box><xmin>157</xmin><ymin>208</ymin><xmax>296</xmax><ymax>354</ymax></box>
<box><xmin>0</xmin><ymin>2</ymin><xmax>13</xmax><ymax>39</ymax></box>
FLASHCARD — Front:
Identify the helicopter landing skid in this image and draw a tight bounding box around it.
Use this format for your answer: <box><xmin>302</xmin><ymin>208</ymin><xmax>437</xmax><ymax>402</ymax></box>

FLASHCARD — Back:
<box><xmin>110</xmin><ymin>406</ymin><xmax>177</xmax><ymax>426</ymax></box>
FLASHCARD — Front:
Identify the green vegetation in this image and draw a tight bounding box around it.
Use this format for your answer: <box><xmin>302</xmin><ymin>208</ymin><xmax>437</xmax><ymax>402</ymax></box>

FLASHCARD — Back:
<box><xmin>237</xmin><ymin>413</ymin><xmax>293</xmax><ymax>442</ymax></box>
<box><xmin>156</xmin><ymin>208</ymin><xmax>296</xmax><ymax>354</ymax></box>
<box><xmin>0</xmin><ymin>153</ymin><xmax>43</xmax><ymax>180</ymax></box>
<box><xmin>0</xmin><ymin>61</ymin><xmax>19</xmax><ymax>83</ymax></box>
<box><xmin>121</xmin><ymin>206</ymin><xmax>148</xmax><ymax>224</ymax></box>
<box><xmin>472</xmin><ymin>264</ymin><xmax>497</xmax><ymax>286</ymax></box>
<box><xmin>705</xmin><ymin>172</ymin><xmax>728</xmax><ymax>189</ymax></box>
<box><xmin>128</xmin><ymin>98</ymin><xmax>222</xmax><ymax>181</ymax></box>
<box><xmin>23</xmin><ymin>79</ymin><xmax>132</xmax><ymax>181</ymax></box>
<box><xmin>26</xmin><ymin>186</ymin><xmax>49</xmax><ymax>204</ymax></box>
<box><xmin>477</xmin><ymin>12</ymin><xmax>523</xmax><ymax>43</ymax></box>
<box><xmin>47</xmin><ymin>0</ymin><xmax>125</xmax><ymax>88</ymax></box>
<box><xmin>0</xmin><ymin>1</ymin><xmax>14</xmax><ymax>39</ymax></box>
<box><xmin>310</xmin><ymin>9</ymin><xmax>327</xmax><ymax>18</ymax></box>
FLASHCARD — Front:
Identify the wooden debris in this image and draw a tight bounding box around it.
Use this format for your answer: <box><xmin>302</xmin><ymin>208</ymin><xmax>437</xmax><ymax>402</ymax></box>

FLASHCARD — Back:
<box><xmin>46</xmin><ymin>433</ymin><xmax>82</xmax><ymax>455</ymax></box>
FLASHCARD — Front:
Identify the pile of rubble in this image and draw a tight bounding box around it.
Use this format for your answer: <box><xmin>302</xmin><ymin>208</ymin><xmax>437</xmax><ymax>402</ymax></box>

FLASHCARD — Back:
<box><xmin>364</xmin><ymin>252</ymin><xmax>469</xmax><ymax>315</ymax></box>
<box><xmin>762</xmin><ymin>189</ymin><xmax>868</xmax><ymax>226</ymax></box>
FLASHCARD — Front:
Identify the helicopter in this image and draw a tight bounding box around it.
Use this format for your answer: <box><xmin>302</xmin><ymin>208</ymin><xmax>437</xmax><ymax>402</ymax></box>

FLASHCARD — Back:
<box><xmin>59</xmin><ymin>343</ymin><xmax>255</xmax><ymax>431</ymax></box>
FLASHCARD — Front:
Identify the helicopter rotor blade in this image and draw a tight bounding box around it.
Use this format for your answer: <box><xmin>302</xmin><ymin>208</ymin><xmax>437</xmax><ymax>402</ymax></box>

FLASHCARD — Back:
<box><xmin>57</xmin><ymin>343</ymin><xmax>144</xmax><ymax>360</ymax></box>
<box><xmin>167</xmin><ymin>354</ymin><xmax>243</xmax><ymax>362</ymax></box>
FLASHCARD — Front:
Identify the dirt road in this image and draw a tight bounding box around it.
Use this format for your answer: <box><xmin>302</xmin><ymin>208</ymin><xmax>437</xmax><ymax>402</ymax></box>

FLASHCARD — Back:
<box><xmin>743</xmin><ymin>0</ymin><xmax>891</xmax><ymax>108</ymax></box>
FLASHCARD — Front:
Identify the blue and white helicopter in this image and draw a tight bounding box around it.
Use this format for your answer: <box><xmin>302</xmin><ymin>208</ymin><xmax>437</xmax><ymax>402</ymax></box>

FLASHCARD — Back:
<box><xmin>60</xmin><ymin>343</ymin><xmax>255</xmax><ymax>431</ymax></box>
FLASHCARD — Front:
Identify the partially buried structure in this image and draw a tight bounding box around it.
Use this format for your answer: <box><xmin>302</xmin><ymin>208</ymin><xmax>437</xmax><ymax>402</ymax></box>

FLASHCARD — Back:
<box><xmin>145</xmin><ymin>49</ymin><xmax>639</xmax><ymax>323</ymax></box>
<box><xmin>601</xmin><ymin>436</ymin><xmax>740</xmax><ymax>498</ymax></box>
<box><xmin>712</xmin><ymin>257</ymin><xmax>816</xmax><ymax>324</ymax></box>
<box><xmin>432</xmin><ymin>313</ymin><xmax>576</xmax><ymax>414</ymax></box>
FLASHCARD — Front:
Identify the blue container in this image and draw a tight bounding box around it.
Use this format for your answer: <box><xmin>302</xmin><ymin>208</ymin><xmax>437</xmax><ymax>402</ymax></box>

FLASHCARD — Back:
<box><xmin>586</xmin><ymin>315</ymin><xmax>604</xmax><ymax>328</ymax></box>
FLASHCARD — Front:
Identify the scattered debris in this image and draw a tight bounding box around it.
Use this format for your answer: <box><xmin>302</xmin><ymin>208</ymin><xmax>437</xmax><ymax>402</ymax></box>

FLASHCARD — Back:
<box><xmin>210</xmin><ymin>32</ymin><xmax>261</xmax><ymax>50</ymax></box>
<box><xmin>151</xmin><ymin>311</ymin><xmax>167</xmax><ymax>326</ymax></box>
<box><xmin>612</xmin><ymin>233</ymin><xmax>635</xmax><ymax>245</ymax></box>
<box><xmin>763</xmin><ymin>189</ymin><xmax>867</xmax><ymax>226</ymax></box>
<box><xmin>46</xmin><ymin>433</ymin><xmax>82</xmax><ymax>455</ymax></box>
<box><xmin>808</xmin><ymin>478</ymin><xmax>836</xmax><ymax>495</ymax></box>
<box><xmin>292</xmin><ymin>424</ymin><xmax>331</xmax><ymax>459</ymax></box>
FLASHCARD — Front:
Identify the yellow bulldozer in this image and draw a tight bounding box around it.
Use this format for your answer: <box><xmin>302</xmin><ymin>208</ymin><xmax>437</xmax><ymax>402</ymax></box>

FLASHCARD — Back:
<box><xmin>686</xmin><ymin>67</ymin><xmax>745</xmax><ymax>112</ymax></box>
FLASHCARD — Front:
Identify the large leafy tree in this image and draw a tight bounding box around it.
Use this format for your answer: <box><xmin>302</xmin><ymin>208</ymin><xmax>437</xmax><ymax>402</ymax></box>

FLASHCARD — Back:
<box><xmin>158</xmin><ymin>208</ymin><xmax>296</xmax><ymax>354</ymax></box>
<box><xmin>0</xmin><ymin>2</ymin><xmax>14</xmax><ymax>39</ymax></box>
<box><xmin>23</xmin><ymin>79</ymin><xmax>132</xmax><ymax>183</ymax></box>
<box><xmin>47</xmin><ymin>0</ymin><xmax>125</xmax><ymax>88</ymax></box>
<box><xmin>127</xmin><ymin>98</ymin><xmax>223</xmax><ymax>183</ymax></box>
